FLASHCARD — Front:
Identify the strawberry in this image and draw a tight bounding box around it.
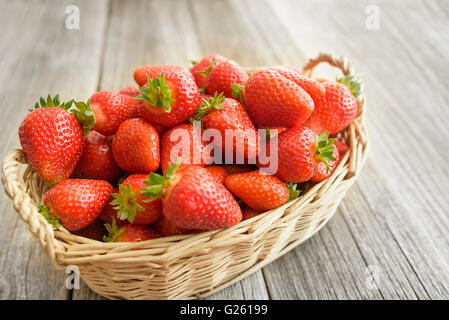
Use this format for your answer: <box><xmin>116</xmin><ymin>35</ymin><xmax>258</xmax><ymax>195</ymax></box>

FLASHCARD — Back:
<box><xmin>153</xmin><ymin>216</ymin><xmax>190</xmax><ymax>236</ymax></box>
<box><xmin>269</xmin><ymin>66</ymin><xmax>325</xmax><ymax>107</ymax></box>
<box><xmin>90</xmin><ymin>91</ymin><xmax>136</xmax><ymax>136</ymax></box>
<box><xmin>193</xmin><ymin>93</ymin><xmax>258</xmax><ymax>162</ymax></box>
<box><xmin>104</xmin><ymin>219</ymin><xmax>161</xmax><ymax>242</ymax></box>
<box><xmin>225</xmin><ymin>170</ymin><xmax>289</xmax><ymax>211</ymax></box>
<box><xmin>223</xmin><ymin>165</ymin><xmax>255</xmax><ymax>176</ymax></box>
<box><xmin>207</xmin><ymin>59</ymin><xmax>248</xmax><ymax>98</ymax></box>
<box><xmin>242</xmin><ymin>207</ymin><xmax>263</xmax><ymax>220</ymax></box>
<box><xmin>260</xmin><ymin>126</ymin><xmax>337</xmax><ymax>183</ymax></box>
<box><xmin>205</xmin><ymin>165</ymin><xmax>228</xmax><ymax>184</ymax></box>
<box><xmin>133</xmin><ymin>64</ymin><xmax>193</xmax><ymax>87</ymax></box>
<box><xmin>160</xmin><ymin>123</ymin><xmax>212</xmax><ymax>174</ymax></box>
<box><xmin>142</xmin><ymin>163</ymin><xmax>242</xmax><ymax>230</ymax></box>
<box><xmin>310</xmin><ymin>147</ymin><xmax>340</xmax><ymax>182</ymax></box>
<box><xmin>190</xmin><ymin>54</ymin><xmax>227</xmax><ymax>90</ymax></box>
<box><xmin>72</xmin><ymin>218</ymin><xmax>106</xmax><ymax>241</ymax></box>
<box><xmin>304</xmin><ymin>76</ymin><xmax>360</xmax><ymax>135</ymax></box>
<box><xmin>136</xmin><ymin>73</ymin><xmax>201</xmax><ymax>127</ymax></box>
<box><xmin>119</xmin><ymin>86</ymin><xmax>140</xmax><ymax>97</ymax></box>
<box><xmin>99</xmin><ymin>190</ymin><xmax>127</xmax><ymax>226</ymax></box>
<box><xmin>110</xmin><ymin>174</ymin><xmax>162</xmax><ymax>225</ymax></box>
<box><xmin>112</xmin><ymin>118</ymin><xmax>160</xmax><ymax>173</ymax></box>
<box><xmin>73</xmin><ymin>131</ymin><xmax>123</xmax><ymax>181</ymax></box>
<box><xmin>334</xmin><ymin>139</ymin><xmax>349</xmax><ymax>157</ymax></box>
<box><xmin>19</xmin><ymin>95</ymin><xmax>95</xmax><ymax>186</ymax></box>
<box><xmin>237</xmin><ymin>68</ymin><xmax>314</xmax><ymax>128</ymax></box>
<box><xmin>38</xmin><ymin>179</ymin><xmax>113</xmax><ymax>231</ymax></box>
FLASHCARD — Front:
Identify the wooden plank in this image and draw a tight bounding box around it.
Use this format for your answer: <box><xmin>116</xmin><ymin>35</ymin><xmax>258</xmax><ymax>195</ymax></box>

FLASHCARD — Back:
<box><xmin>71</xmin><ymin>0</ymin><xmax>269</xmax><ymax>300</ymax></box>
<box><xmin>0</xmin><ymin>0</ymin><xmax>108</xmax><ymax>299</ymax></box>
<box><xmin>261</xmin><ymin>0</ymin><xmax>449</xmax><ymax>299</ymax></box>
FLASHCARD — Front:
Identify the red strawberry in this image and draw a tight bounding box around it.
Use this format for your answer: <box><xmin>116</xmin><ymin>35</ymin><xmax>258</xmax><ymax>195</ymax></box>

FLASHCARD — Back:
<box><xmin>190</xmin><ymin>54</ymin><xmax>227</xmax><ymax>90</ymax></box>
<box><xmin>223</xmin><ymin>165</ymin><xmax>255</xmax><ymax>176</ymax></box>
<box><xmin>205</xmin><ymin>165</ymin><xmax>228</xmax><ymax>184</ymax></box>
<box><xmin>74</xmin><ymin>131</ymin><xmax>123</xmax><ymax>181</ymax></box>
<box><xmin>304</xmin><ymin>76</ymin><xmax>360</xmax><ymax>135</ymax></box>
<box><xmin>160</xmin><ymin>123</ymin><xmax>211</xmax><ymax>174</ymax></box>
<box><xmin>38</xmin><ymin>179</ymin><xmax>113</xmax><ymax>231</ymax></box>
<box><xmin>193</xmin><ymin>93</ymin><xmax>258</xmax><ymax>162</ymax></box>
<box><xmin>242</xmin><ymin>207</ymin><xmax>263</xmax><ymax>220</ymax></box>
<box><xmin>136</xmin><ymin>73</ymin><xmax>201</xmax><ymax>127</ymax></box>
<box><xmin>19</xmin><ymin>95</ymin><xmax>94</xmax><ymax>186</ymax></box>
<box><xmin>111</xmin><ymin>174</ymin><xmax>162</xmax><ymax>225</ymax></box>
<box><xmin>72</xmin><ymin>218</ymin><xmax>106</xmax><ymax>241</ymax></box>
<box><xmin>225</xmin><ymin>170</ymin><xmax>289</xmax><ymax>211</ymax></box>
<box><xmin>112</xmin><ymin>118</ymin><xmax>160</xmax><ymax>173</ymax></box>
<box><xmin>90</xmin><ymin>91</ymin><xmax>136</xmax><ymax>136</ymax></box>
<box><xmin>153</xmin><ymin>216</ymin><xmax>190</xmax><ymax>236</ymax></box>
<box><xmin>119</xmin><ymin>86</ymin><xmax>140</xmax><ymax>97</ymax></box>
<box><xmin>310</xmin><ymin>147</ymin><xmax>340</xmax><ymax>182</ymax></box>
<box><xmin>104</xmin><ymin>220</ymin><xmax>161</xmax><ymax>242</ymax></box>
<box><xmin>239</xmin><ymin>69</ymin><xmax>314</xmax><ymax>128</ymax></box>
<box><xmin>269</xmin><ymin>66</ymin><xmax>325</xmax><ymax>106</ymax></box>
<box><xmin>207</xmin><ymin>59</ymin><xmax>248</xmax><ymax>98</ymax></box>
<box><xmin>260</xmin><ymin>126</ymin><xmax>337</xmax><ymax>183</ymax></box>
<box><xmin>133</xmin><ymin>64</ymin><xmax>193</xmax><ymax>87</ymax></box>
<box><xmin>142</xmin><ymin>163</ymin><xmax>242</xmax><ymax>230</ymax></box>
<box><xmin>334</xmin><ymin>140</ymin><xmax>349</xmax><ymax>157</ymax></box>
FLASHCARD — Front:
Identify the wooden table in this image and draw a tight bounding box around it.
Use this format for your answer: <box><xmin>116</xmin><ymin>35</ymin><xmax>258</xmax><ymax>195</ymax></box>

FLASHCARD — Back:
<box><xmin>1</xmin><ymin>0</ymin><xmax>448</xmax><ymax>300</ymax></box>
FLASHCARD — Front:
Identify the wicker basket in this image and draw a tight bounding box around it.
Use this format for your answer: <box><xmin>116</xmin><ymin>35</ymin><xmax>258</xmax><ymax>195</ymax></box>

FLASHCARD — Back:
<box><xmin>1</xmin><ymin>52</ymin><xmax>367</xmax><ymax>300</ymax></box>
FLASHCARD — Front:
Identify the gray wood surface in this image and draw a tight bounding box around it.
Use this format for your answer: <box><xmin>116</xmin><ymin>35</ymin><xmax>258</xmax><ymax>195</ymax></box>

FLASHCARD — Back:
<box><xmin>1</xmin><ymin>0</ymin><xmax>448</xmax><ymax>300</ymax></box>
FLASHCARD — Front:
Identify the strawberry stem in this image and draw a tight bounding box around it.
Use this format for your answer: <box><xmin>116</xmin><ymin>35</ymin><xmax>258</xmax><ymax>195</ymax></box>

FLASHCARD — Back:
<box><xmin>103</xmin><ymin>218</ymin><xmax>125</xmax><ymax>242</ymax></box>
<box><xmin>141</xmin><ymin>160</ymin><xmax>181</xmax><ymax>200</ymax></box>
<box><xmin>37</xmin><ymin>203</ymin><xmax>61</xmax><ymax>228</ymax></box>
<box><xmin>285</xmin><ymin>182</ymin><xmax>301</xmax><ymax>201</ymax></box>
<box><xmin>110</xmin><ymin>184</ymin><xmax>144</xmax><ymax>224</ymax></box>
<box><xmin>231</xmin><ymin>83</ymin><xmax>244</xmax><ymax>100</ymax></box>
<box><xmin>135</xmin><ymin>74</ymin><xmax>175</xmax><ymax>113</ymax></box>
<box><xmin>337</xmin><ymin>75</ymin><xmax>361</xmax><ymax>97</ymax></box>
<box><xmin>193</xmin><ymin>92</ymin><xmax>225</xmax><ymax>121</ymax></box>
<box><xmin>314</xmin><ymin>131</ymin><xmax>337</xmax><ymax>172</ymax></box>
<box><xmin>71</xmin><ymin>99</ymin><xmax>96</xmax><ymax>137</ymax></box>
<box><xmin>197</xmin><ymin>57</ymin><xmax>217</xmax><ymax>77</ymax></box>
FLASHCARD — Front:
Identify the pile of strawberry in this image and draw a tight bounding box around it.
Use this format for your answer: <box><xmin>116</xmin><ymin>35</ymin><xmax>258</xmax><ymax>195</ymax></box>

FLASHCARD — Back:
<box><xmin>18</xmin><ymin>54</ymin><xmax>359</xmax><ymax>243</ymax></box>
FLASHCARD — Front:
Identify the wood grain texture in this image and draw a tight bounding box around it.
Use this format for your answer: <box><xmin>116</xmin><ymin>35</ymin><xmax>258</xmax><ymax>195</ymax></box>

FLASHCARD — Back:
<box><xmin>1</xmin><ymin>0</ymin><xmax>449</xmax><ymax>300</ymax></box>
<box><xmin>0</xmin><ymin>0</ymin><xmax>108</xmax><ymax>299</ymax></box>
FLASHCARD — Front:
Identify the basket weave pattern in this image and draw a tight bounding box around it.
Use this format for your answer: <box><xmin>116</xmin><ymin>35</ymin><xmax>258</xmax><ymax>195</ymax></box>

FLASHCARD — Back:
<box><xmin>1</xmin><ymin>53</ymin><xmax>367</xmax><ymax>300</ymax></box>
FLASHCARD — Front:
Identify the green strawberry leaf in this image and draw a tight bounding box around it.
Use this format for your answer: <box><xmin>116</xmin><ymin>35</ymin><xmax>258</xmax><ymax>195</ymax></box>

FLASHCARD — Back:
<box><xmin>135</xmin><ymin>74</ymin><xmax>175</xmax><ymax>113</ymax></box>
<box><xmin>314</xmin><ymin>131</ymin><xmax>337</xmax><ymax>173</ymax></box>
<box><xmin>141</xmin><ymin>159</ymin><xmax>181</xmax><ymax>200</ymax></box>
<box><xmin>110</xmin><ymin>184</ymin><xmax>144</xmax><ymax>224</ymax></box>
<box><xmin>285</xmin><ymin>182</ymin><xmax>301</xmax><ymax>201</ymax></box>
<box><xmin>193</xmin><ymin>92</ymin><xmax>225</xmax><ymax>121</ymax></box>
<box><xmin>337</xmin><ymin>75</ymin><xmax>361</xmax><ymax>98</ymax></box>
<box><xmin>70</xmin><ymin>99</ymin><xmax>96</xmax><ymax>137</ymax></box>
<box><xmin>37</xmin><ymin>203</ymin><xmax>61</xmax><ymax>228</ymax></box>
<box><xmin>197</xmin><ymin>57</ymin><xmax>216</xmax><ymax>77</ymax></box>
<box><xmin>103</xmin><ymin>218</ymin><xmax>125</xmax><ymax>242</ymax></box>
<box><xmin>29</xmin><ymin>94</ymin><xmax>73</xmax><ymax>112</ymax></box>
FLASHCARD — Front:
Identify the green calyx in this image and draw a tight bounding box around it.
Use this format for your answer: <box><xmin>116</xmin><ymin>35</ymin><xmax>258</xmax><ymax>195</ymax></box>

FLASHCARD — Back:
<box><xmin>337</xmin><ymin>75</ymin><xmax>361</xmax><ymax>97</ymax></box>
<box><xmin>193</xmin><ymin>92</ymin><xmax>225</xmax><ymax>121</ymax></box>
<box><xmin>141</xmin><ymin>160</ymin><xmax>181</xmax><ymax>200</ymax></box>
<box><xmin>314</xmin><ymin>131</ymin><xmax>337</xmax><ymax>173</ymax></box>
<box><xmin>197</xmin><ymin>57</ymin><xmax>217</xmax><ymax>77</ymax></box>
<box><xmin>285</xmin><ymin>182</ymin><xmax>301</xmax><ymax>201</ymax></box>
<box><xmin>29</xmin><ymin>94</ymin><xmax>73</xmax><ymax>112</ymax></box>
<box><xmin>71</xmin><ymin>99</ymin><xmax>96</xmax><ymax>137</ymax></box>
<box><xmin>190</xmin><ymin>60</ymin><xmax>198</xmax><ymax>66</ymax></box>
<box><xmin>37</xmin><ymin>203</ymin><xmax>61</xmax><ymax>228</ymax></box>
<box><xmin>231</xmin><ymin>83</ymin><xmax>244</xmax><ymax>100</ymax></box>
<box><xmin>135</xmin><ymin>74</ymin><xmax>175</xmax><ymax>113</ymax></box>
<box><xmin>110</xmin><ymin>184</ymin><xmax>144</xmax><ymax>224</ymax></box>
<box><xmin>103</xmin><ymin>218</ymin><xmax>125</xmax><ymax>242</ymax></box>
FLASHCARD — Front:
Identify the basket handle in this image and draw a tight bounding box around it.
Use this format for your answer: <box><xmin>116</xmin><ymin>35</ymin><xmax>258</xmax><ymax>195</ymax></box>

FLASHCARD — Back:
<box><xmin>1</xmin><ymin>149</ymin><xmax>65</xmax><ymax>269</ymax></box>
<box><xmin>302</xmin><ymin>52</ymin><xmax>365</xmax><ymax>117</ymax></box>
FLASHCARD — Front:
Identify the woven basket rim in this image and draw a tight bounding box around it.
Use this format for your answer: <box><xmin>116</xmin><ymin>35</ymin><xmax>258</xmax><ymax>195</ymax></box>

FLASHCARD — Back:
<box><xmin>1</xmin><ymin>52</ymin><xmax>368</xmax><ymax>271</ymax></box>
